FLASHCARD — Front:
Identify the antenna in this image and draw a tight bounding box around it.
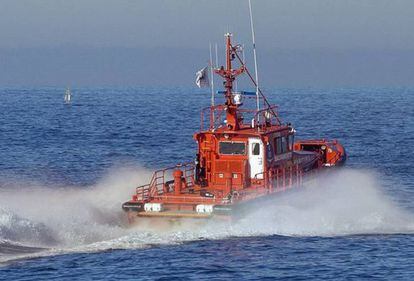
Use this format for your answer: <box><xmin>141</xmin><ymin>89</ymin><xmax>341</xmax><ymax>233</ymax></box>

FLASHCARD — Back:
<box><xmin>209</xmin><ymin>43</ymin><xmax>215</xmax><ymax>118</ymax></box>
<box><xmin>248</xmin><ymin>0</ymin><xmax>260</xmax><ymax>115</ymax></box>
<box><xmin>242</xmin><ymin>44</ymin><xmax>246</xmax><ymax>65</ymax></box>
<box><xmin>215</xmin><ymin>43</ymin><xmax>218</xmax><ymax>68</ymax></box>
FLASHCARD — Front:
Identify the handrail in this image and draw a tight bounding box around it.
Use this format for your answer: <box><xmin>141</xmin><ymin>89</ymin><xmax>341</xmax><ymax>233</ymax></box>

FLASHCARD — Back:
<box><xmin>136</xmin><ymin>162</ymin><xmax>306</xmax><ymax>205</ymax></box>
<box><xmin>253</xmin><ymin>105</ymin><xmax>280</xmax><ymax>129</ymax></box>
<box><xmin>201</xmin><ymin>103</ymin><xmax>281</xmax><ymax>131</ymax></box>
<box><xmin>201</xmin><ymin>105</ymin><xmax>226</xmax><ymax>130</ymax></box>
<box><xmin>135</xmin><ymin>162</ymin><xmax>195</xmax><ymax>202</ymax></box>
<box><xmin>152</xmin><ymin>195</ymin><xmax>220</xmax><ymax>204</ymax></box>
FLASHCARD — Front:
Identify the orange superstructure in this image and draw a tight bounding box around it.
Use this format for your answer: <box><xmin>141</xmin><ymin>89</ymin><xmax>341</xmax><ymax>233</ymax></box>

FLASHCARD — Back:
<box><xmin>122</xmin><ymin>34</ymin><xmax>346</xmax><ymax>220</ymax></box>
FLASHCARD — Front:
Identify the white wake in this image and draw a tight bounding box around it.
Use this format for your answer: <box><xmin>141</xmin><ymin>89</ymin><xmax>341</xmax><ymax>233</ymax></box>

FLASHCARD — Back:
<box><xmin>0</xmin><ymin>167</ymin><xmax>413</xmax><ymax>263</ymax></box>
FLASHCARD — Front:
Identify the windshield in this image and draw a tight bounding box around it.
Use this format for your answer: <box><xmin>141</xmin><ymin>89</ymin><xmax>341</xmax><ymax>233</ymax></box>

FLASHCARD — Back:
<box><xmin>219</xmin><ymin>141</ymin><xmax>246</xmax><ymax>155</ymax></box>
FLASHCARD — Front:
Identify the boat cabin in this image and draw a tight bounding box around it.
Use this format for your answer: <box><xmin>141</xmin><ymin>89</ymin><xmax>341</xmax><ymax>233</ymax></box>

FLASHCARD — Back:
<box><xmin>194</xmin><ymin>116</ymin><xmax>295</xmax><ymax>196</ymax></box>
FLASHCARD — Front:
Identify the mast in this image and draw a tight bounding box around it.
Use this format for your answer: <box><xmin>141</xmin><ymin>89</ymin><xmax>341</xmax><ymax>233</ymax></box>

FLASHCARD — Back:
<box><xmin>214</xmin><ymin>33</ymin><xmax>244</xmax><ymax>131</ymax></box>
<box><xmin>225</xmin><ymin>33</ymin><xmax>233</xmax><ymax>103</ymax></box>
<box><xmin>209</xmin><ymin>43</ymin><xmax>215</xmax><ymax>121</ymax></box>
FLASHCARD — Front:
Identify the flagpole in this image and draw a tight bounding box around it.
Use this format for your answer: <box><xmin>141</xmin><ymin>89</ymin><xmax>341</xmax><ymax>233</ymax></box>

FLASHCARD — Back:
<box><xmin>248</xmin><ymin>0</ymin><xmax>260</xmax><ymax>120</ymax></box>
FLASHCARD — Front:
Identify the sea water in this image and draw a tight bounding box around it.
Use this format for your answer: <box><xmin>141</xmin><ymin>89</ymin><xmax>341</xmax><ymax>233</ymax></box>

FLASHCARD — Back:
<box><xmin>0</xmin><ymin>87</ymin><xmax>413</xmax><ymax>280</ymax></box>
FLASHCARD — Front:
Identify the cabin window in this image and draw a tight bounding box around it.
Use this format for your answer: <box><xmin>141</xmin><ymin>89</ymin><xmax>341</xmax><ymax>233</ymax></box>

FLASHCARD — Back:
<box><xmin>252</xmin><ymin>143</ymin><xmax>260</xmax><ymax>155</ymax></box>
<box><xmin>289</xmin><ymin>135</ymin><xmax>294</xmax><ymax>151</ymax></box>
<box><xmin>219</xmin><ymin>141</ymin><xmax>246</xmax><ymax>155</ymax></box>
<box><xmin>274</xmin><ymin>138</ymin><xmax>279</xmax><ymax>155</ymax></box>
<box><xmin>274</xmin><ymin>136</ymin><xmax>289</xmax><ymax>155</ymax></box>
<box><xmin>275</xmin><ymin>138</ymin><xmax>282</xmax><ymax>155</ymax></box>
<box><xmin>266</xmin><ymin>143</ymin><xmax>274</xmax><ymax>160</ymax></box>
<box><xmin>281</xmin><ymin>137</ymin><xmax>288</xmax><ymax>153</ymax></box>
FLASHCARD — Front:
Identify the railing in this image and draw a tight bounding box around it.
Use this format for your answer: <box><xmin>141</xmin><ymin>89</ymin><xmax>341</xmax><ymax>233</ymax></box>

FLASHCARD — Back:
<box><xmin>253</xmin><ymin>105</ymin><xmax>280</xmax><ymax>130</ymax></box>
<box><xmin>233</xmin><ymin>164</ymin><xmax>304</xmax><ymax>203</ymax></box>
<box><xmin>135</xmin><ymin>162</ymin><xmax>195</xmax><ymax>202</ymax></box>
<box><xmin>200</xmin><ymin>105</ymin><xmax>226</xmax><ymax>131</ymax></box>
<box><xmin>250</xmin><ymin>164</ymin><xmax>303</xmax><ymax>189</ymax></box>
<box><xmin>135</xmin><ymin>184</ymin><xmax>151</xmax><ymax>201</ymax></box>
<box><xmin>135</xmin><ymin>162</ymin><xmax>306</xmax><ymax>206</ymax></box>
<box><xmin>151</xmin><ymin>195</ymin><xmax>221</xmax><ymax>204</ymax></box>
<box><xmin>269</xmin><ymin>164</ymin><xmax>303</xmax><ymax>191</ymax></box>
<box><xmin>200</xmin><ymin>104</ymin><xmax>281</xmax><ymax>131</ymax></box>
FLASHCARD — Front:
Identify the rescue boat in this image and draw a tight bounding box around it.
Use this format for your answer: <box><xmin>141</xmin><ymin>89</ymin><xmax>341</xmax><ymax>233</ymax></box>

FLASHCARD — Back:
<box><xmin>122</xmin><ymin>33</ymin><xmax>346</xmax><ymax>221</ymax></box>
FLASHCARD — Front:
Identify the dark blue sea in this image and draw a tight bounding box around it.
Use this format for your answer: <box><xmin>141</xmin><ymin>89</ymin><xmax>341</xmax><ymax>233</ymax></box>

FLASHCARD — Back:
<box><xmin>0</xmin><ymin>87</ymin><xmax>413</xmax><ymax>280</ymax></box>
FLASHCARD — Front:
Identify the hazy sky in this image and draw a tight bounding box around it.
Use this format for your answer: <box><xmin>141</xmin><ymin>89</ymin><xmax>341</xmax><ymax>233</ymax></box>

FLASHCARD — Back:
<box><xmin>1</xmin><ymin>0</ymin><xmax>414</xmax><ymax>87</ymax></box>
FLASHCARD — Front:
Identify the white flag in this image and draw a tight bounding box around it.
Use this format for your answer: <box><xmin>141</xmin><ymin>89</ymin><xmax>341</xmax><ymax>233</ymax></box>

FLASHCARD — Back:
<box><xmin>195</xmin><ymin>66</ymin><xmax>209</xmax><ymax>88</ymax></box>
